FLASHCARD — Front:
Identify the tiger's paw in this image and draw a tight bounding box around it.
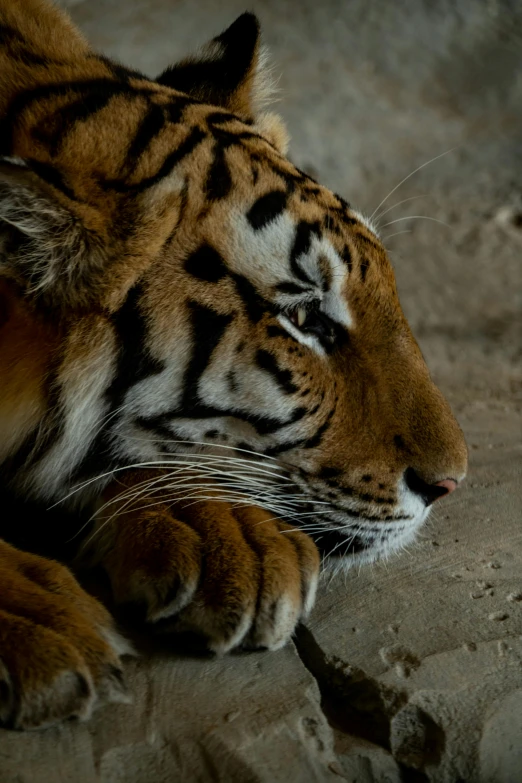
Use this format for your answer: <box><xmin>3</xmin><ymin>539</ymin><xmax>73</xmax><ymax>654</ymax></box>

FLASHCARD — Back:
<box><xmin>95</xmin><ymin>482</ymin><xmax>320</xmax><ymax>654</ymax></box>
<box><xmin>0</xmin><ymin>541</ymin><xmax>132</xmax><ymax>730</ymax></box>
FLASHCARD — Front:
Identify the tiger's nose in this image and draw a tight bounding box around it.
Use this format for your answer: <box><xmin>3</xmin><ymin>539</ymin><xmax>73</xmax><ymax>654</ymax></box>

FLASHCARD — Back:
<box><xmin>405</xmin><ymin>468</ymin><xmax>458</xmax><ymax>507</ymax></box>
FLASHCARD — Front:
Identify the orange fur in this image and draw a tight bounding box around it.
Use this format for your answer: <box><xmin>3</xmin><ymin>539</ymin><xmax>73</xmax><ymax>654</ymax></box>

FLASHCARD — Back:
<box><xmin>93</xmin><ymin>469</ymin><xmax>319</xmax><ymax>652</ymax></box>
<box><xmin>0</xmin><ymin>539</ymin><xmax>130</xmax><ymax>729</ymax></box>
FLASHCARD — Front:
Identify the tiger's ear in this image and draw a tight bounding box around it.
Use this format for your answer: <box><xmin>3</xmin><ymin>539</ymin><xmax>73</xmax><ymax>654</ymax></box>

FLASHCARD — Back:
<box><xmin>157</xmin><ymin>13</ymin><xmax>275</xmax><ymax>122</ymax></box>
<box><xmin>0</xmin><ymin>156</ymin><xmax>101</xmax><ymax>307</ymax></box>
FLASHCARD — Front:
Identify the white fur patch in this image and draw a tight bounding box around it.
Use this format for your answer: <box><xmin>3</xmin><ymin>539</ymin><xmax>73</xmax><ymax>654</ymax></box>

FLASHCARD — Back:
<box><xmin>350</xmin><ymin>208</ymin><xmax>380</xmax><ymax>238</ymax></box>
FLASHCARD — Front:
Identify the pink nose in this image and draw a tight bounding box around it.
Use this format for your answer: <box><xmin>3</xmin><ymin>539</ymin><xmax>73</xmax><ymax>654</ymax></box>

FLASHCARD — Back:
<box><xmin>434</xmin><ymin>479</ymin><xmax>458</xmax><ymax>498</ymax></box>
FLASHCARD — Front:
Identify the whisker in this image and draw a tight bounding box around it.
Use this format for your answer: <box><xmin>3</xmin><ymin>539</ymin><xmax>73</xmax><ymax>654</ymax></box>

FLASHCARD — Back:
<box><xmin>369</xmin><ymin>148</ymin><xmax>456</xmax><ymax>221</ymax></box>
<box><xmin>51</xmin><ymin>453</ymin><xmax>292</xmax><ymax>508</ymax></box>
<box><xmin>374</xmin><ymin>195</ymin><xmax>429</xmax><ymax>225</ymax></box>
<box><xmin>126</xmin><ymin>435</ymin><xmax>281</xmax><ymax>464</ymax></box>
<box><xmin>379</xmin><ymin>215</ymin><xmax>450</xmax><ymax>230</ymax></box>
<box><xmin>84</xmin><ymin>487</ymin><xmax>309</xmax><ymax>550</ymax></box>
<box><xmin>382</xmin><ymin>230</ymin><xmax>412</xmax><ymax>241</ymax></box>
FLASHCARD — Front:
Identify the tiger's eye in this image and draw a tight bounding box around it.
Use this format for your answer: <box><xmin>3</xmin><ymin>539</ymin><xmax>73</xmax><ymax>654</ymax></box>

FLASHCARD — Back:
<box><xmin>289</xmin><ymin>307</ymin><xmax>308</xmax><ymax>328</ymax></box>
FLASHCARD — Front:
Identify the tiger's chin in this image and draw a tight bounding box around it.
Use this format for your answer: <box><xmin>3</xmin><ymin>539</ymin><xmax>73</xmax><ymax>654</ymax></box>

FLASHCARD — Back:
<box><xmin>309</xmin><ymin>511</ymin><xmax>429</xmax><ymax>570</ymax></box>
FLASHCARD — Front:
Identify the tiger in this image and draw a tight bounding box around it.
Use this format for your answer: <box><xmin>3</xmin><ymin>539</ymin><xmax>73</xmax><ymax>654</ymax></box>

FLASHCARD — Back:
<box><xmin>0</xmin><ymin>0</ymin><xmax>467</xmax><ymax>730</ymax></box>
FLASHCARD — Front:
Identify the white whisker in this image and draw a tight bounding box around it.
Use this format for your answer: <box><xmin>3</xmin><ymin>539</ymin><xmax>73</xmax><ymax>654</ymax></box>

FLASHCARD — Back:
<box><xmin>369</xmin><ymin>148</ymin><xmax>456</xmax><ymax>221</ymax></box>
<box><xmin>374</xmin><ymin>195</ymin><xmax>429</xmax><ymax>224</ymax></box>
<box><xmin>379</xmin><ymin>215</ymin><xmax>450</xmax><ymax>230</ymax></box>
<box><xmin>382</xmin><ymin>230</ymin><xmax>413</xmax><ymax>241</ymax></box>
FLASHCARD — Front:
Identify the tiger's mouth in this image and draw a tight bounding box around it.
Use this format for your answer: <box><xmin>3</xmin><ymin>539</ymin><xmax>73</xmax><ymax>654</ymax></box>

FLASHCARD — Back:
<box><xmin>306</xmin><ymin>517</ymin><xmax>423</xmax><ymax>563</ymax></box>
<box><xmin>278</xmin><ymin>478</ymin><xmax>430</xmax><ymax>564</ymax></box>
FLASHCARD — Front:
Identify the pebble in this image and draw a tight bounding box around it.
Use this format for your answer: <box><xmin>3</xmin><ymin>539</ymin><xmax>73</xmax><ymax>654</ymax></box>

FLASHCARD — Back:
<box><xmin>498</xmin><ymin>641</ymin><xmax>509</xmax><ymax>656</ymax></box>
<box><xmin>488</xmin><ymin>612</ymin><xmax>508</xmax><ymax>621</ymax></box>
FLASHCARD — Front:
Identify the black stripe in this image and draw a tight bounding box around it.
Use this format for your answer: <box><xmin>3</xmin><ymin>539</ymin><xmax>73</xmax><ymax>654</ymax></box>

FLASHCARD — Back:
<box><xmin>206</xmin><ymin>111</ymin><xmax>236</xmax><ymax>126</ymax></box>
<box><xmin>103</xmin><ymin>126</ymin><xmax>206</xmax><ymax>193</ymax></box>
<box><xmin>165</xmin><ymin>97</ymin><xmax>194</xmax><ymax>125</ymax></box>
<box><xmin>265</xmin><ymin>405</ymin><xmax>335</xmax><ymax>456</ymax></box>
<box><xmin>247</xmin><ymin>190</ymin><xmax>288</xmax><ymax>231</ymax></box>
<box><xmin>123</xmin><ymin>103</ymin><xmax>166</xmax><ymax>172</ymax></box>
<box><xmin>69</xmin><ymin>286</ymin><xmax>165</xmax><ymax>483</ymax></box>
<box><xmin>266</xmin><ymin>324</ymin><xmax>289</xmax><ymax>340</ymax></box>
<box><xmin>207</xmin><ymin>122</ymin><xmax>260</xmax><ymax>147</ymax></box>
<box><xmin>341</xmin><ymin>245</ymin><xmax>352</xmax><ymax>273</ymax></box>
<box><xmin>0</xmin><ymin>79</ymin><xmax>138</xmax><ymax>154</ymax></box>
<box><xmin>138</xmin><ymin>402</ymin><xmax>307</xmax><ymax>440</ymax></box>
<box><xmin>354</xmin><ymin>230</ymin><xmax>381</xmax><ymax>252</ymax></box>
<box><xmin>323</xmin><ymin>214</ymin><xmax>339</xmax><ymax>234</ymax></box>
<box><xmin>181</xmin><ymin>302</ymin><xmax>234</xmax><ymax>409</ymax></box>
<box><xmin>360</xmin><ymin>258</ymin><xmax>369</xmax><ymax>282</ymax></box>
<box><xmin>10</xmin><ymin>50</ymin><xmax>54</xmax><ymax>68</ymax></box>
<box><xmin>275</xmin><ymin>281</ymin><xmax>311</xmax><ymax>296</ymax></box>
<box><xmin>290</xmin><ymin>221</ymin><xmax>322</xmax><ymax>284</ymax></box>
<box><xmin>335</xmin><ymin>194</ymin><xmax>351</xmax><ymax>211</ymax></box>
<box><xmin>231</xmin><ymin>273</ymin><xmax>268</xmax><ymax>323</ymax></box>
<box><xmin>0</xmin><ymin>22</ymin><xmax>24</xmax><ymax>46</ymax></box>
<box><xmin>32</xmin><ymin>88</ymin><xmax>121</xmax><ymax>156</ymax></box>
<box><xmin>184</xmin><ymin>243</ymin><xmax>227</xmax><ymax>283</ymax></box>
<box><xmin>318</xmin><ymin>466</ymin><xmax>342</xmax><ymax>480</ymax></box>
<box><xmin>310</xmin><ymin>529</ymin><xmax>367</xmax><ymax>557</ymax></box>
<box><xmin>27</xmin><ymin>159</ymin><xmax>80</xmax><ymax>202</ymax></box>
<box><xmin>256</xmin><ymin>349</ymin><xmax>298</xmax><ymax>395</ymax></box>
<box><xmin>205</xmin><ymin>144</ymin><xmax>232</xmax><ymax>200</ymax></box>
<box><xmin>0</xmin><ymin>23</ymin><xmax>58</xmax><ymax>66</ymax></box>
<box><xmin>106</xmin><ymin>285</ymin><xmax>165</xmax><ymax>409</ymax></box>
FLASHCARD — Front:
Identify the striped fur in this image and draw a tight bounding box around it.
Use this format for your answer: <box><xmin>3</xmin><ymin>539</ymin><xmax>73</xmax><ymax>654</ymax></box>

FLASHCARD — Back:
<box><xmin>0</xmin><ymin>0</ymin><xmax>467</xmax><ymax>727</ymax></box>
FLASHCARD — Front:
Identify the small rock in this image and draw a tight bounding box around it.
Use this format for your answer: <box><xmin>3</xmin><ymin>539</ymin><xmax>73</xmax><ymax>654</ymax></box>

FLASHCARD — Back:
<box><xmin>394</xmin><ymin>662</ymin><xmax>409</xmax><ymax>679</ymax></box>
<box><xmin>488</xmin><ymin>612</ymin><xmax>508</xmax><ymax>621</ymax></box>
<box><xmin>390</xmin><ymin>705</ymin><xmax>443</xmax><ymax>770</ymax></box>
<box><xmin>493</xmin><ymin>205</ymin><xmax>522</xmax><ymax>228</ymax></box>
<box><xmin>380</xmin><ymin>645</ymin><xmax>420</xmax><ymax>677</ymax></box>
<box><xmin>507</xmin><ymin>592</ymin><xmax>522</xmax><ymax>603</ymax></box>
<box><xmin>498</xmin><ymin>641</ymin><xmax>508</xmax><ymax>657</ymax></box>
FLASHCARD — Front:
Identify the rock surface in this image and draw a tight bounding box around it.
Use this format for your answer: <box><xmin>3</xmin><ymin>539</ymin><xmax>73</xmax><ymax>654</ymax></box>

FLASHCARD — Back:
<box><xmin>0</xmin><ymin>0</ymin><xmax>521</xmax><ymax>780</ymax></box>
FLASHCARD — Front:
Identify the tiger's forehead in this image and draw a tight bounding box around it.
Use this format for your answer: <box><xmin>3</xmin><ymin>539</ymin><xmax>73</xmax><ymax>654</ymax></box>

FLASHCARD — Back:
<box><xmin>173</xmin><ymin>106</ymin><xmax>389</xmax><ymax>294</ymax></box>
<box><xmin>196</xmin><ymin>141</ymin><xmax>387</xmax><ymax>300</ymax></box>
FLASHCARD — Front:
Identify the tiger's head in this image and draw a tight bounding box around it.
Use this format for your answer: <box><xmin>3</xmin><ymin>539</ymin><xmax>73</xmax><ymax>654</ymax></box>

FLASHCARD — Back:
<box><xmin>0</xmin><ymin>6</ymin><xmax>467</xmax><ymax>564</ymax></box>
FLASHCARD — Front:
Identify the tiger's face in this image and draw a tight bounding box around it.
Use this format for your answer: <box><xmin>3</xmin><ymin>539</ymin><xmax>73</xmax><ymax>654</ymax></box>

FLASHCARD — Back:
<box><xmin>0</xmin><ymin>8</ymin><xmax>467</xmax><ymax>565</ymax></box>
<box><xmin>127</xmin><ymin>135</ymin><xmax>467</xmax><ymax>564</ymax></box>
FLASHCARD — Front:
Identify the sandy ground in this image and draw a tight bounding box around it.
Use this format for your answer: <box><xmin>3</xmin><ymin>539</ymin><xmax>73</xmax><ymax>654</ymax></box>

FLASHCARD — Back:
<box><xmin>0</xmin><ymin>1</ymin><xmax>521</xmax><ymax>781</ymax></box>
